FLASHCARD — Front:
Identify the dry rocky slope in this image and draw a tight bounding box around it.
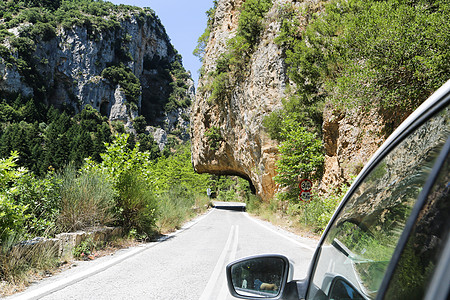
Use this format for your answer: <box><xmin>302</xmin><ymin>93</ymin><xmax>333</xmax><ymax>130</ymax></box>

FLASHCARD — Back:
<box><xmin>191</xmin><ymin>0</ymin><xmax>392</xmax><ymax>201</ymax></box>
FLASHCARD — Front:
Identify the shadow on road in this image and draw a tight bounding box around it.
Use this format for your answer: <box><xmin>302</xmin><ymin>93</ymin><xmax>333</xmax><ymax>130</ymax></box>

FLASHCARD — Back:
<box><xmin>212</xmin><ymin>202</ymin><xmax>246</xmax><ymax>212</ymax></box>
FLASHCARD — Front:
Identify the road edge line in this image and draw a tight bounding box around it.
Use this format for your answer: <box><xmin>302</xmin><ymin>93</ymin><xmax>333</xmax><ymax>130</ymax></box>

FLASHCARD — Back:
<box><xmin>243</xmin><ymin>212</ymin><xmax>316</xmax><ymax>251</ymax></box>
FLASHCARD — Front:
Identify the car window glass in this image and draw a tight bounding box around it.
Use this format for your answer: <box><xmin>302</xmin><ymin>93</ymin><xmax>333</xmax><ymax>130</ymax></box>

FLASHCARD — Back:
<box><xmin>383</xmin><ymin>146</ymin><xmax>449</xmax><ymax>299</ymax></box>
<box><xmin>307</xmin><ymin>104</ymin><xmax>449</xmax><ymax>300</ymax></box>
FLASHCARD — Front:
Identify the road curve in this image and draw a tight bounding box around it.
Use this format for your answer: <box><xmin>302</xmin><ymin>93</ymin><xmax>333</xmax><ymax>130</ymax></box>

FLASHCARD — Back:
<box><xmin>8</xmin><ymin>202</ymin><xmax>318</xmax><ymax>300</ymax></box>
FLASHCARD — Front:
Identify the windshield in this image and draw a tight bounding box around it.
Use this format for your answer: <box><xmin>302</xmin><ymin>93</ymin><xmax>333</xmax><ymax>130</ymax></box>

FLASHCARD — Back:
<box><xmin>307</xmin><ymin>104</ymin><xmax>449</xmax><ymax>300</ymax></box>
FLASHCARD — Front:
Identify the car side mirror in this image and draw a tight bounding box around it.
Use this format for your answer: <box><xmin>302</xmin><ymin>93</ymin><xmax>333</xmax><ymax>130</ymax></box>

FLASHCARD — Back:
<box><xmin>226</xmin><ymin>254</ymin><xmax>293</xmax><ymax>299</ymax></box>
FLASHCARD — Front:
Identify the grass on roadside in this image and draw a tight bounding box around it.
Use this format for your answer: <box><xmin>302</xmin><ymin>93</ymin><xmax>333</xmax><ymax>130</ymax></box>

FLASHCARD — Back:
<box><xmin>244</xmin><ymin>187</ymin><xmax>348</xmax><ymax>238</ymax></box>
<box><xmin>156</xmin><ymin>187</ymin><xmax>212</xmax><ymax>234</ymax></box>
<box><xmin>0</xmin><ymin>233</ymin><xmax>60</xmax><ymax>297</ymax></box>
<box><xmin>0</xmin><ymin>234</ymin><xmax>143</xmax><ymax>297</ymax></box>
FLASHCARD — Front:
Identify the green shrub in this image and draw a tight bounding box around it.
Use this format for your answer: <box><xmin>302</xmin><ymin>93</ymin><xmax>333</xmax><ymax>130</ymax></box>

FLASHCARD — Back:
<box><xmin>288</xmin><ymin>184</ymin><xmax>349</xmax><ymax>232</ymax></box>
<box><xmin>116</xmin><ymin>170</ymin><xmax>157</xmax><ymax>238</ymax></box>
<box><xmin>132</xmin><ymin>115</ymin><xmax>147</xmax><ymax>134</ymax></box>
<box><xmin>205</xmin><ymin>126</ymin><xmax>222</xmax><ymax>151</ymax></box>
<box><xmin>332</xmin><ymin>0</ymin><xmax>449</xmax><ymax>112</ymax></box>
<box><xmin>156</xmin><ymin>185</ymin><xmax>211</xmax><ymax>233</ymax></box>
<box><xmin>245</xmin><ymin>193</ymin><xmax>263</xmax><ymax>213</ymax></box>
<box><xmin>57</xmin><ymin>166</ymin><xmax>116</xmax><ymax>232</ymax></box>
<box><xmin>0</xmin><ymin>153</ymin><xmax>30</xmax><ymax>243</ymax></box>
<box><xmin>274</xmin><ymin>118</ymin><xmax>324</xmax><ymax>202</ymax></box>
<box><xmin>156</xmin><ymin>186</ymin><xmax>195</xmax><ymax>232</ymax></box>
<box><xmin>72</xmin><ymin>236</ymin><xmax>104</xmax><ymax>259</ymax></box>
<box><xmin>0</xmin><ymin>195</ymin><xmax>28</xmax><ymax>244</ymax></box>
<box><xmin>101</xmin><ymin>64</ymin><xmax>141</xmax><ymax>105</ymax></box>
<box><xmin>12</xmin><ymin>172</ymin><xmax>61</xmax><ymax>237</ymax></box>
<box><xmin>237</xmin><ymin>0</ymin><xmax>273</xmax><ymax>47</ymax></box>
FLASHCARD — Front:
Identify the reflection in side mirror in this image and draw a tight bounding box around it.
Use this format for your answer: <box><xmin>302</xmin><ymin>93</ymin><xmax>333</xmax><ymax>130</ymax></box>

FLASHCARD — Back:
<box><xmin>226</xmin><ymin>255</ymin><xmax>290</xmax><ymax>299</ymax></box>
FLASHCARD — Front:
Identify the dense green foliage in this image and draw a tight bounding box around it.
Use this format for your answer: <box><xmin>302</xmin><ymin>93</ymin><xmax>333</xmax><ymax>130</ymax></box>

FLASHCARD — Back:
<box><xmin>237</xmin><ymin>0</ymin><xmax>273</xmax><ymax>47</ymax></box>
<box><xmin>0</xmin><ymin>0</ymin><xmax>151</xmax><ymax>39</ymax></box>
<box><xmin>274</xmin><ymin>119</ymin><xmax>324</xmax><ymax>202</ymax></box>
<box><xmin>270</xmin><ymin>0</ymin><xmax>449</xmax><ymax>131</ymax></box>
<box><xmin>0</xmin><ymin>104</ymin><xmax>112</xmax><ymax>175</ymax></box>
<box><xmin>165</xmin><ymin>58</ymin><xmax>193</xmax><ymax>111</ymax></box>
<box><xmin>322</xmin><ymin>0</ymin><xmax>449</xmax><ymax>111</ymax></box>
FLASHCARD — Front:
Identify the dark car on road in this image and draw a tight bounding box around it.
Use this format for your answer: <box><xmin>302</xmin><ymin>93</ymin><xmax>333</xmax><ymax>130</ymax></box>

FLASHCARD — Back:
<box><xmin>226</xmin><ymin>80</ymin><xmax>450</xmax><ymax>300</ymax></box>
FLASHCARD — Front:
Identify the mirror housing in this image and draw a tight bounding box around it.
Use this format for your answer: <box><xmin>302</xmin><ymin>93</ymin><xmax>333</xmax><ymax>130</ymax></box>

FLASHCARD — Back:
<box><xmin>226</xmin><ymin>254</ymin><xmax>294</xmax><ymax>299</ymax></box>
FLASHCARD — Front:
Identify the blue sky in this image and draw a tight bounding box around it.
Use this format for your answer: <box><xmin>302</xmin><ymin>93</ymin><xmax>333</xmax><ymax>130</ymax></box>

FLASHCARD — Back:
<box><xmin>108</xmin><ymin>0</ymin><xmax>213</xmax><ymax>85</ymax></box>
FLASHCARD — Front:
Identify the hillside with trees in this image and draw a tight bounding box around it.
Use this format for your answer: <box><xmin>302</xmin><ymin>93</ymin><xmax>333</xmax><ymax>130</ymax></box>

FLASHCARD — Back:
<box><xmin>0</xmin><ymin>0</ymin><xmax>252</xmax><ymax>293</ymax></box>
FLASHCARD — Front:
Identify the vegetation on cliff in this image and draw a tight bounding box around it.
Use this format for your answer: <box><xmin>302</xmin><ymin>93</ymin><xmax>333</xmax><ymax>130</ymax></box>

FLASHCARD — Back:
<box><xmin>0</xmin><ymin>0</ymin><xmax>193</xmax><ymax>159</ymax></box>
<box><xmin>261</xmin><ymin>0</ymin><xmax>450</xmax><ymax>230</ymax></box>
<box><xmin>196</xmin><ymin>0</ymin><xmax>274</xmax><ymax>103</ymax></box>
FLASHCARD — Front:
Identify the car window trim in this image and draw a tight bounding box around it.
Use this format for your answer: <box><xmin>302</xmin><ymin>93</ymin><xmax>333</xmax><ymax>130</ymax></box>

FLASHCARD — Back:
<box><xmin>424</xmin><ymin>231</ymin><xmax>450</xmax><ymax>300</ymax></box>
<box><xmin>376</xmin><ymin>136</ymin><xmax>450</xmax><ymax>300</ymax></box>
<box><xmin>306</xmin><ymin>85</ymin><xmax>450</xmax><ymax>300</ymax></box>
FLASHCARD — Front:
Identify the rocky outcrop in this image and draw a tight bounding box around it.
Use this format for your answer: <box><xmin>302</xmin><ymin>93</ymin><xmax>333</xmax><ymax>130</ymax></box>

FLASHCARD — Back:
<box><xmin>321</xmin><ymin>106</ymin><xmax>387</xmax><ymax>191</ymax></box>
<box><xmin>191</xmin><ymin>0</ymin><xmax>287</xmax><ymax>201</ymax></box>
<box><xmin>191</xmin><ymin>0</ymin><xmax>394</xmax><ymax>201</ymax></box>
<box><xmin>14</xmin><ymin>227</ymin><xmax>123</xmax><ymax>261</ymax></box>
<box><xmin>0</xmin><ymin>8</ymin><xmax>193</xmax><ymax>146</ymax></box>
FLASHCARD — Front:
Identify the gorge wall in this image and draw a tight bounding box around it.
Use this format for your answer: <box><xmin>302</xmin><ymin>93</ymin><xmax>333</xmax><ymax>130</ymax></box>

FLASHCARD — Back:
<box><xmin>191</xmin><ymin>0</ymin><xmax>287</xmax><ymax>200</ymax></box>
<box><xmin>0</xmin><ymin>6</ymin><xmax>193</xmax><ymax>147</ymax></box>
<box><xmin>191</xmin><ymin>0</ymin><xmax>390</xmax><ymax>201</ymax></box>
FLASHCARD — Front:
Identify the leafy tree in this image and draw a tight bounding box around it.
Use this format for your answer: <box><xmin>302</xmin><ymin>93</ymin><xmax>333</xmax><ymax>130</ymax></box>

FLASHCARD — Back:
<box><xmin>137</xmin><ymin>133</ymin><xmax>161</xmax><ymax>160</ymax></box>
<box><xmin>147</xmin><ymin>143</ymin><xmax>212</xmax><ymax>196</ymax></box>
<box><xmin>84</xmin><ymin>134</ymin><xmax>157</xmax><ymax>237</ymax></box>
<box><xmin>0</xmin><ymin>153</ymin><xmax>30</xmax><ymax>243</ymax></box>
<box><xmin>133</xmin><ymin>115</ymin><xmax>147</xmax><ymax>134</ymax></box>
<box><xmin>274</xmin><ymin>118</ymin><xmax>324</xmax><ymax>202</ymax></box>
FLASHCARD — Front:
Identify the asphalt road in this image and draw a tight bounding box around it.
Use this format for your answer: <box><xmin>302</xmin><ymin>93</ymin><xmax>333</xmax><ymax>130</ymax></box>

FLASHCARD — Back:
<box><xmin>8</xmin><ymin>202</ymin><xmax>318</xmax><ymax>300</ymax></box>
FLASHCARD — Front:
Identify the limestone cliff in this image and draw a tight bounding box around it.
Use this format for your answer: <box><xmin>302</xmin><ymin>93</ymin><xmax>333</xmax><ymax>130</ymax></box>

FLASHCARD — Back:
<box><xmin>191</xmin><ymin>0</ymin><xmax>287</xmax><ymax>200</ymax></box>
<box><xmin>0</xmin><ymin>6</ymin><xmax>193</xmax><ymax>147</ymax></box>
<box><xmin>191</xmin><ymin>0</ymin><xmax>392</xmax><ymax>201</ymax></box>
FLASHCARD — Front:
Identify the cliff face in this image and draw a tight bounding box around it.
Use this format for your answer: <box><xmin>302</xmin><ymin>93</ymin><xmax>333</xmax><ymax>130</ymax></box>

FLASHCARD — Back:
<box><xmin>191</xmin><ymin>0</ymin><xmax>390</xmax><ymax>200</ymax></box>
<box><xmin>0</xmin><ymin>8</ymin><xmax>193</xmax><ymax>146</ymax></box>
<box><xmin>191</xmin><ymin>0</ymin><xmax>287</xmax><ymax>200</ymax></box>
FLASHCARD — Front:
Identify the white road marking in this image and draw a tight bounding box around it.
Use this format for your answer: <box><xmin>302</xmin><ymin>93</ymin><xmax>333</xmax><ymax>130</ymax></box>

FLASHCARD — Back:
<box><xmin>217</xmin><ymin>225</ymin><xmax>239</xmax><ymax>300</ymax></box>
<box><xmin>199</xmin><ymin>225</ymin><xmax>239</xmax><ymax>300</ymax></box>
